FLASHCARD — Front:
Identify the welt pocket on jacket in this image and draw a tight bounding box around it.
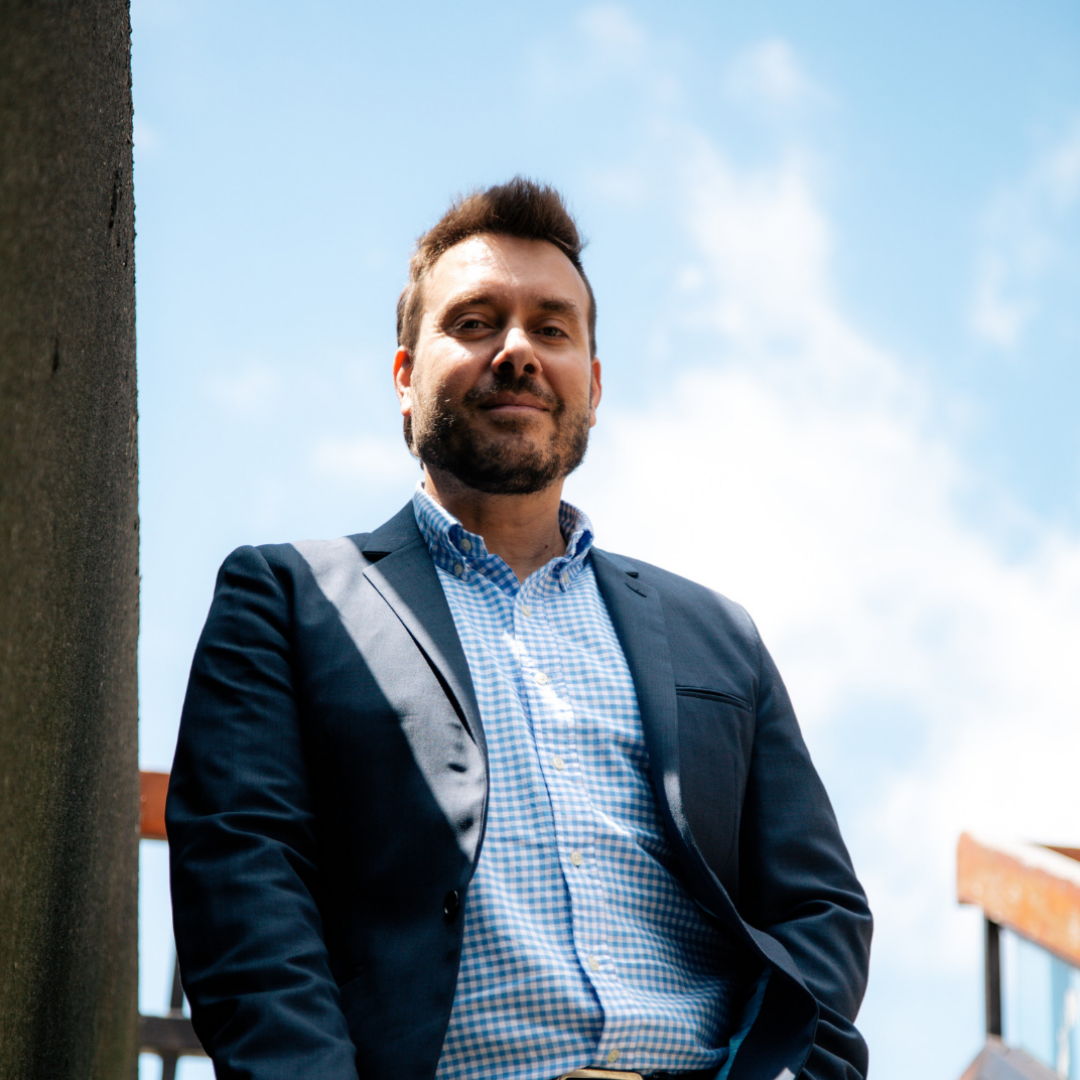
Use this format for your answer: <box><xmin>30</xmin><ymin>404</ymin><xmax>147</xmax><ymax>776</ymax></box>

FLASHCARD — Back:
<box><xmin>675</xmin><ymin>686</ymin><xmax>751</xmax><ymax>711</ymax></box>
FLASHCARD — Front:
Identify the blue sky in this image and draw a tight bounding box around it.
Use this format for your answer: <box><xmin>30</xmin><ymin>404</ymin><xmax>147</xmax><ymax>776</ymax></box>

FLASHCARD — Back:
<box><xmin>132</xmin><ymin>3</ymin><xmax>1080</xmax><ymax>1078</ymax></box>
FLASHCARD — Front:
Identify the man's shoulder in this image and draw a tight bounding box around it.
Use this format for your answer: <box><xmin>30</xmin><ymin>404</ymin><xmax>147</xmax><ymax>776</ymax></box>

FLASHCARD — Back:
<box><xmin>215</xmin><ymin>536</ymin><xmax>369</xmax><ymax>574</ymax></box>
<box><xmin>253</xmin><ymin>535</ymin><xmax>371</xmax><ymax>566</ymax></box>
<box><xmin>590</xmin><ymin>546</ymin><xmax>760</xmax><ymax>646</ymax></box>
<box><xmin>224</xmin><ymin>503</ymin><xmax>420</xmax><ymax>576</ymax></box>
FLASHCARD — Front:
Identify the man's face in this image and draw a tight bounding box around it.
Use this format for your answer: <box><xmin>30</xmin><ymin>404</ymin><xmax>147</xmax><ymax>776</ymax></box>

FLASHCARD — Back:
<box><xmin>394</xmin><ymin>233</ymin><xmax>601</xmax><ymax>495</ymax></box>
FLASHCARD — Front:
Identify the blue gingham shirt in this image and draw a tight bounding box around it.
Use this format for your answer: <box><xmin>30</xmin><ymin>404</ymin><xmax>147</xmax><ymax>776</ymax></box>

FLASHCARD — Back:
<box><xmin>413</xmin><ymin>486</ymin><xmax>748</xmax><ymax>1080</ymax></box>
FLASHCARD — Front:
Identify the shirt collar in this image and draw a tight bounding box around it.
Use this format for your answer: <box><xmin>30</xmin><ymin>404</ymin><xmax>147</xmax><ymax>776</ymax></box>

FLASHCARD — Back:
<box><xmin>411</xmin><ymin>481</ymin><xmax>595</xmax><ymax>589</ymax></box>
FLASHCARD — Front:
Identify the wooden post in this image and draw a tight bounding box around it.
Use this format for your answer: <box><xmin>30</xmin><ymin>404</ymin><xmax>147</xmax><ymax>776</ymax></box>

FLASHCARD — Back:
<box><xmin>985</xmin><ymin>918</ymin><xmax>1002</xmax><ymax>1038</ymax></box>
<box><xmin>0</xmin><ymin>1</ymin><xmax>139</xmax><ymax>1076</ymax></box>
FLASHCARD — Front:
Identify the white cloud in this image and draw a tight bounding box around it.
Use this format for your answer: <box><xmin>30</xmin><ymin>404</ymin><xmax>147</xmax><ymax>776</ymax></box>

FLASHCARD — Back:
<box><xmin>726</xmin><ymin>40</ymin><xmax>816</xmax><ymax>107</ymax></box>
<box><xmin>577</xmin><ymin>3</ymin><xmax>648</xmax><ymax>67</ymax></box>
<box><xmin>309</xmin><ymin>433</ymin><xmax>418</xmax><ymax>489</ymax></box>
<box><xmin>204</xmin><ymin>362</ymin><xmax>283</xmax><ymax>417</ymax></box>
<box><xmin>970</xmin><ymin>253</ymin><xmax>1035</xmax><ymax>347</ymax></box>
<box><xmin>533</xmin><ymin>4</ymin><xmax>681</xmax><ymax>109</ymax></box>
<box><xmin>586</xmin><ymin>167</ymin><xmax>648</xmax><ymax>208</ymax></box>
<box><xmin>680</xmin><ymin>139</ymin><xmax>840</xmax><ymax>347</ymax></box>
<box><xmin>970</xmin><ymin>118</ymin><xmax>1080</xmax><ymax>347</ymax></box>
<box><xmin>1044</xmin><ymin>126</ymin><xmax>1080</xmax><ymax>209</ymax></box>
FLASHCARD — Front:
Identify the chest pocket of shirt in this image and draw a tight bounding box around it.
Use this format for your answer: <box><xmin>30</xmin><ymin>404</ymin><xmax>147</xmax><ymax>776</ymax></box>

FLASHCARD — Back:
<box><xmin>675</xmin><ymin>688</ymin><xmax>752</xmax><ymax>891</ymax></box>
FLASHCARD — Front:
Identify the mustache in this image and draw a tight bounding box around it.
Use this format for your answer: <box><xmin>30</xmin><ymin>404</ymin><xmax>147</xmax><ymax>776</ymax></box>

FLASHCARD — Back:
<box><xmin>461</xmin><ymin>370</ymin><xmax>560</xmax><ymax>410</ymax></box>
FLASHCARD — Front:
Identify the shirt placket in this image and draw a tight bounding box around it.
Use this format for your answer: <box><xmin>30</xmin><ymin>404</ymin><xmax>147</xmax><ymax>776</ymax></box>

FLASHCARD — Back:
<box><xmin>516</xmin><ymin>567</ymin><xmax>624</xmax><ymax>1059</ymax></box>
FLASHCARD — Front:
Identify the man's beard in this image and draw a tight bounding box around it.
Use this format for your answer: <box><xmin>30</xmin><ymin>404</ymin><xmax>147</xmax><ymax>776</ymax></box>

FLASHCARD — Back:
<box><xmin>407</xmin><ymin>369</ymin><xmax>591</xmax><ymax>495</ymax></box>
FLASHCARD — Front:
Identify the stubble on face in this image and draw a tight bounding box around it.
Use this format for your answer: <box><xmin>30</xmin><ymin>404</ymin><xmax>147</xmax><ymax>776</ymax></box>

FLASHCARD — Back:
<box><xmin>408</xmin><ymin>365</ymin><xmax>591</xmax><ymax>496</ymax></box>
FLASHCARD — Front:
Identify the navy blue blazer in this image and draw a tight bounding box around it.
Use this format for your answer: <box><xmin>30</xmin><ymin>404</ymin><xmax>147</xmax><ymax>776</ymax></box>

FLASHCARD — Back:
<box><xmin>167</xmin><ymin>504</ymin><xmax>872</xmax><ymax>1080</ymax></box>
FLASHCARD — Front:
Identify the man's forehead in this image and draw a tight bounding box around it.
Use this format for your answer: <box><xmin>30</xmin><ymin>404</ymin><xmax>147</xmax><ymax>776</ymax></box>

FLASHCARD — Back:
<box><xmin>425</xmin><ymin>234</ymin><xmax>589</xmax><ymax>309</ymax></box>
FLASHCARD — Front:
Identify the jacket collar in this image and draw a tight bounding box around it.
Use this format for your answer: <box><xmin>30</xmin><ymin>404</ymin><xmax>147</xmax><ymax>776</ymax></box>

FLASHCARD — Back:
<box><xmin>360</xmin><ymin>502</ymin><xmax>425</xmax><ymax>558</ymax></box>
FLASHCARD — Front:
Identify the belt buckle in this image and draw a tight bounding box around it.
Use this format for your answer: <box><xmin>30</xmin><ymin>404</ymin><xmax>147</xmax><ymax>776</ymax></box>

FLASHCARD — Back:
<box><xmin>556</xmin><ymin>1071</ymin><xmax>644</xmax><ymax>1080</ymax></box>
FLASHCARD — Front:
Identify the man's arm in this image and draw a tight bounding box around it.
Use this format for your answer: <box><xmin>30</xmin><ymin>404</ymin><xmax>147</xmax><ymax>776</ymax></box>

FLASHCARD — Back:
<box><xmin>167</xmin><ymin>545</ymin><xmax>360</xmax><ymax>1080</ymax></box>
<box><xmin>740</xmin><ymin>636</ymin><xmax>873</xmax><ymax>1080</ymax></box>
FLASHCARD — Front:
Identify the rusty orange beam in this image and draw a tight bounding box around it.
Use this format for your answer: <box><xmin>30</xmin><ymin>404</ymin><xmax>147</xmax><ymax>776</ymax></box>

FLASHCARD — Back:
<box><xmin>1045</xmin><ymin>846</ymin><xmax>1080</xmax><ymax>865</ymax></box>
<box><xmin>957</xmin><ymin>832</ymin><xmax>1080</xmax><ymax>968</ymax></box>
<box><xmin>139</xmin><ymin>770</ymin><xmax>169</xmax><ymax>841</ymax></box>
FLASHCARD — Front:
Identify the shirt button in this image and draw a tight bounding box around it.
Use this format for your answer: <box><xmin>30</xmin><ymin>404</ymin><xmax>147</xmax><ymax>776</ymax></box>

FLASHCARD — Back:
<box><xmin>561</xmin><ymin>572</ymin><xmax>569</xmax><ymax>586</ymax></box>
<box><xmin>521</xmin><ymin>604</ymin><xmax>532</xmax><ymax>617</ymax></box>
<box><xmin>533</xmin><ymin>671</ymin><xmax>550</xmax><ymax>685</ymax></box>
<box><xmin>453</xmin><ymin>563</ymin><xmax>464</xmax><ymax>577</ymax></box>
<box><xmin>443</xmin><ymin>889</ymin><xmax>460</xmax><ymax>920</ymax></box>
<box><xmin>460</xmin><ymin>537</ymin><xmax>472</xmax><ymax>553</ymax></box>
<box><xmin>588</xmin><ymin>956</ymin><xmax>600</xmax><ymax>972</ymax></box>
<box><xmin>607</xmin><ymin>1050</ymin><xmax>620</xmax><ymax>1064</ymax></box>
<box><xmin>570</xmin><ymin>850</ymin><xmax>583</xmax><ymax>866</ymax></box>
<box><xmin>552</xmin><ymin>756</ymin><xmax>565</xmax><ymax>771</ymax></box>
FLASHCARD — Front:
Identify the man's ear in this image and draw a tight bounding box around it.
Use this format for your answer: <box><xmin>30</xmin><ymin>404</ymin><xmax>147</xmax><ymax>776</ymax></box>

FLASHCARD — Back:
<box><xmin>393</xmin><ymin>347</ymin><xmax>414</xmax><ymax>416</ymax></box>
<box><xmin>588</xmin><ymin>357</ymin><xmax>602</xmax><ymax>428</ymax></box>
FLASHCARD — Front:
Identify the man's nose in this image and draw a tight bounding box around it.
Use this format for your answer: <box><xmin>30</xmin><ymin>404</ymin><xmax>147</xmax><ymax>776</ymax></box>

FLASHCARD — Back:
<box><xmin>492</xmin><ymin>326</ymin><xmax>540</xmax><ymax>378</ymax></box>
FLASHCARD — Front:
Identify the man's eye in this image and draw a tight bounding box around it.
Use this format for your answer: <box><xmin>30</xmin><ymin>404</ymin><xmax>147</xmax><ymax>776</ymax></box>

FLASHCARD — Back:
<box><xmin>455</xmin><ymin>318</ymin><xmax>486</xmax><ymax>331</ymax></box>
<box><xmin>538</xmin><ymin>326</ymin><xmax>565</xmax><ymax>338</ymax></box>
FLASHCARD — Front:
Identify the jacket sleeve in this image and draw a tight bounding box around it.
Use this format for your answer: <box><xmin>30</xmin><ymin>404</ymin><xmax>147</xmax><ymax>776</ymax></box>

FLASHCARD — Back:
<box><xmin>166</xmin><ymin>545</ymin><xmax>360</xmax><ymax>1080</ymax></box>
<box><xmin>739</xmin><ymin>634</ymin><xmax>873</xmax><ymax>1080</ymax></box>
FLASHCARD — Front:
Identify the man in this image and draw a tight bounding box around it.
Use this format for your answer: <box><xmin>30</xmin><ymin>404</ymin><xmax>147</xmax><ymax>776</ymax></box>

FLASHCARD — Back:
<box><xmin>167</xmin><ymin>178</ymin><xmax>872</xmax><ymax>1080</ymax></box>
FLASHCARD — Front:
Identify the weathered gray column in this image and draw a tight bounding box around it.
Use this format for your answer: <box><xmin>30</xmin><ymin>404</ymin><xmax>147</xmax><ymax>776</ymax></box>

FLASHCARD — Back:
<box><xmin>0</xmin><ymin>2</ymin><xmax>138</xmax><ymax>1077</ymax></box>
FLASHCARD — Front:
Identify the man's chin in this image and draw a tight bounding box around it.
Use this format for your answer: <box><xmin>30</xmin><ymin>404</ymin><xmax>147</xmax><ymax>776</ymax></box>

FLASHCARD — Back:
<box><xmin>420</xmin><ymin>441</ymin><xmax>565</xmax><ymax>496</ymax></box>
<box><xmin>439</xmin><ymin>458</ymin><xmax>563</xmax><ymax>497</ymax></box>
<box><xmin>415</xmin><ymin>408</ymin><xmax>589</xmax><ymax>495</ymax></box>
<box><xmin>459</xmin><ymin>426</ymin><xmax>552</xmax><ymax>463</ymax></box>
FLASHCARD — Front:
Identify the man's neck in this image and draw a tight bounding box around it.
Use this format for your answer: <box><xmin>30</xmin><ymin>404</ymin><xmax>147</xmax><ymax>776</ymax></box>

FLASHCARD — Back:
<box><xmin>423</xmin><ymin>467</ymin><xmax>567</xmax><ymax>582</ymax></box>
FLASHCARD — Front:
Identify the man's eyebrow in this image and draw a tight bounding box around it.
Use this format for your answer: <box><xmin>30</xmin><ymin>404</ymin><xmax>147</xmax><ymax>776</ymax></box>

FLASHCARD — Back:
<box><xmin>441</xmin><ymin>291</ymin><xmax>497</xmax><ymax>314</ymax></box>
<box><xmin>534</xmin><ymin>297</ymin><xmax>582</xmax><ymax>318</ymax></box>
<box><xmin>440</xmin><ymin>293</ymin><xmax>584</xmax><ymax>320</ymax></box>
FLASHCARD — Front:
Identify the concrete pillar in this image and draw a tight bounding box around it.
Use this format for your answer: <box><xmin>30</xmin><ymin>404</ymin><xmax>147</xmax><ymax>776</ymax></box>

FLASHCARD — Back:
<box><xmin>0</xmin><ymin>1</ymin><xmax>139</xmax><ymax>1077</ymax></box>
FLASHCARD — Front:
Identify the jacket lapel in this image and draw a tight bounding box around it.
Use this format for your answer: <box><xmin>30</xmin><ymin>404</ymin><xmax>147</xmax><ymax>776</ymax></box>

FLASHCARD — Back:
<box><xmin>592</xmin><ymin>548</ymin><xmax>749</xmax><ymax>919</ymax></box>
<box><xmin>357</xmin><ymin>504</ymin><xmax>486</xmax><ymax>760</ymax></box>
<box><xmin>592</xmin><ymin>549</ymin><xmax>814</xmax><ymax>1004</ymax></box>
<box><xmin>590</xmin><ymin>548</ymin><xmax>690</xmax><ymax>849</ymax></box>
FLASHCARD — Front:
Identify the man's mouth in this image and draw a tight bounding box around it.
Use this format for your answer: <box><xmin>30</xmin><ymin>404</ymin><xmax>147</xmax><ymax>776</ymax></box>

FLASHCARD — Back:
<box><xmin>463</xmin><ymin>375</ymin><xmax>560</xmax><ymax>417</ymax></box>
<box><xmin>481</xmin><ymin>399</ymin><xmax>548</xmax><ymax>414</ymax></box>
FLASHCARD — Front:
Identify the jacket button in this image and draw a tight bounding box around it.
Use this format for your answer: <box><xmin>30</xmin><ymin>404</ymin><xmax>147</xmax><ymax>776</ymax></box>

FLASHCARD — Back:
<box><xmin>443</xmin><ymin>890</ymin><xmax>460</xmax><ymax>920</ymax></box>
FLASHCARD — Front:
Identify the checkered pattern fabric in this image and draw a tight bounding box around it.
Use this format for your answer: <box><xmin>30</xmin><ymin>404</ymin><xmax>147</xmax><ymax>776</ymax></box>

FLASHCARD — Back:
<box><xmin>413</xmin><ymin>485</ymin><xmax>747</xmax><ymax>1080</ymax></box>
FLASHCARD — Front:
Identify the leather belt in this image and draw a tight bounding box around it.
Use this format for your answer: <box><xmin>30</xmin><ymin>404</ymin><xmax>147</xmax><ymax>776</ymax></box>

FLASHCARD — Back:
<box><xmin>555</xmin><ymin>1072</ymin><xmax>645</xmax><ymax>1080</ymax></box>
<box><xmin>555</xmin><ymin>1069</ymin><xmax>718</xmax><ymax>1080</ymax></box>
<box><xmin>555</xmin><ymin>1070</ymin><xmax>793</xmax><ymax>1080</ymax></box>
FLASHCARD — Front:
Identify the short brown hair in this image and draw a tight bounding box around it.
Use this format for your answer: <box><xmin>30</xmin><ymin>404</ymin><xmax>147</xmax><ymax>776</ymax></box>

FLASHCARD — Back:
<box><xmin>396</xmin><ymin>177</ymin><xmax>597</xmax><ymax>356</ymax></box>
